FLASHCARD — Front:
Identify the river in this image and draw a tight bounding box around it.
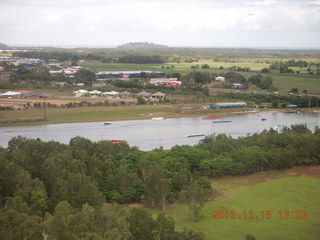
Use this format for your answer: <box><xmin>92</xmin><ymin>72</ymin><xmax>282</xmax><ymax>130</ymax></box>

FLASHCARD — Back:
<box><xmin>0</xmin><ymin>112</ymin><xmax>319</xmax><ymax>151</ymax></box>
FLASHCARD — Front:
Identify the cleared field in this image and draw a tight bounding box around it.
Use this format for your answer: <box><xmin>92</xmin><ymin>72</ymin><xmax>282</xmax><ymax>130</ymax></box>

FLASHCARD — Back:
<box><xmin>198</xmin><ymin>59</ymin><xmax>270</xmax><ymax>71</ymax></box>
<box><xmin>166</xmin><ymin>166</ymin><xmax>320</xmax><ymax>240</ymax></box>
<box><xmin>82</xmin><ymin>62</ymin><xmax>168</xmax><ymax>72</ymax></box>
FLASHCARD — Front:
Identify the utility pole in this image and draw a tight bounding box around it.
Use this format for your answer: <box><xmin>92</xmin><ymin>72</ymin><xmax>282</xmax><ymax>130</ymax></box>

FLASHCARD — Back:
<box><xmin>43</xmin><ymin>98</ymin><xmax>47</xmax><ymax>122</ymax></box>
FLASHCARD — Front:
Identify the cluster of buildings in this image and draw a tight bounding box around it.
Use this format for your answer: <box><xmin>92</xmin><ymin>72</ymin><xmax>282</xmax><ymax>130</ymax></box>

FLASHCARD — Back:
<box><xmin>49</xmin><ymin>68</ymin><xmax>180</xmax><ymax>86</ymax></box>
<box><xmin>49</xmin><ymin>66</ymin><xmax>94</xmax><ymax>77</ymax></box>
<box><xmin>96</xmin><ymin>71</ymin><xmax>165</xmax><ymax>80</ymax></box>
<box><xmin>73</xmin><ymin>89</ymin><xmax>166</xmax><ymax>99</ymax></box>
<box><xmin>0</xmin><ymin>56</ymin><xmax>45</xmax><ymax>66</ymax></box>
<box><xmin>0</xmin><ymin>56</ymin><xmax>182</xmax><ymax>88</ymax></box>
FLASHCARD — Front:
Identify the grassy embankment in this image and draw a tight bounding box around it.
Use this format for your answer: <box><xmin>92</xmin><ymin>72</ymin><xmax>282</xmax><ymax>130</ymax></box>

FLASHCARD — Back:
<box><xmin>2</xmin><ymin>99</ymin><xmax>286</xmax><ymax>126</ymax></box>
<box><xmin>164</xmin><ymin>166</ymin><xmax>320</xmax><ymax>240</ymax></box>
<box><xmin>0</xmin><ymin>104</ymin><xmax>243</xmax><ymax>126</ymax></box>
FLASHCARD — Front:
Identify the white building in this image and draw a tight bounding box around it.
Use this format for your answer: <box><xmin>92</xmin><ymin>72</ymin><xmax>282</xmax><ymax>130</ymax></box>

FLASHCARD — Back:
<box><xmin>89</xmin><ymin>90</ymin><xmax>102</xmax><ymax>96</ymax></box>
<box><xmin>0</xmin><ymin>91</ymin><xmax>21</xmax><ymax>98</ymax></box>
<box><xmin>73</xmin><ymin>89</ymin><xmax>88</xmax><ymax>96</ymax></box>
<box><xmin>102</xmin><ymin>91</ymin><xmax>119</xmax><ymax>98</ymax></box>
<box><xmin>215</xmin><ymin>76</ymin><xmax>225</xmax><ymax>82</ymax></box>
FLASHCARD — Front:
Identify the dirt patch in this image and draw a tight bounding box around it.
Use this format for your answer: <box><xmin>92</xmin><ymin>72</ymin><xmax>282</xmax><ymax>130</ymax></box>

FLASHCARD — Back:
<box><xmin>212</xmin><ymin>165</ymin><xmax>320</xmax><ymax>185</ymax></box>
<box><xmin>0</xmin><ymin>97</ymin><xmax>114</xmax><ymax>109</ymax></box>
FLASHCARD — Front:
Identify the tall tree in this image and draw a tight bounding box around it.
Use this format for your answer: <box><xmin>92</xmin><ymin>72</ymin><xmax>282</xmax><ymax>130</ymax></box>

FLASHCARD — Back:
<box><xmin>181</xmin><ymin>178</ymin><xmax>212</xmax><ymax>221</ymax></box>
<box><xmin>126</xmin><ymin>208</ymin><xmax>155</xmax><ymax>240</ymax></box>
<box><xmin>74</xmin><ymin>69</ymin><xmax>96</xmax><ymax>86</ymax></box>
<box><xmin>155</xmin><ymin>213</ymin><xmax>175</xmax><ymax>240</ymax></box>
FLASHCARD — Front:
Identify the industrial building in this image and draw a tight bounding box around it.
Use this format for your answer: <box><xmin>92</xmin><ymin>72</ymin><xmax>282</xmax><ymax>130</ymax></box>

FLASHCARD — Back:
<box><xmin>210</xmin><ymin>102</ymin><xmax>247</xmax><ymax>109</ymax></box>
<box><xmin>96</xmin><ymin>71</ymin><xmax>165</xmax><ymax>79</ymax></box>
<box><xmin>149</xmin><ymin>78</ymin><xmax>181</xmax><ymax>86</ymax></box>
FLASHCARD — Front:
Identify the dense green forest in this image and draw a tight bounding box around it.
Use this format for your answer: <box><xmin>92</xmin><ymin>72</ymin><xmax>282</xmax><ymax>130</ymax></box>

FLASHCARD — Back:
<box><xmin>1</xmin><ymin>124</ymin><xmax>319</xmax><ymax>239</ymax></box>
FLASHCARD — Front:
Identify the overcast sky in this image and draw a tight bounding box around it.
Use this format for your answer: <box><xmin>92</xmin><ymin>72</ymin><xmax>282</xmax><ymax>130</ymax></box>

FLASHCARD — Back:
<box><xmin>1</xmin><ymin>0</ymin><xmax>319</xmax><ymax>48</ymax></box>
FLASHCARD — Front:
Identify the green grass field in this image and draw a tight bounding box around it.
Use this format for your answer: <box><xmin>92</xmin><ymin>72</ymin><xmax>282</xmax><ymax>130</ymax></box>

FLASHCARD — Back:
<box><xmin>165</xmin><ymin>167</ymin><xmax>320</xmax><ymax>240</ymax></box>
<box><xmin>271</xmin><ymin>74</ymin><xmax>320</xmax><ymax>94</ymax></box>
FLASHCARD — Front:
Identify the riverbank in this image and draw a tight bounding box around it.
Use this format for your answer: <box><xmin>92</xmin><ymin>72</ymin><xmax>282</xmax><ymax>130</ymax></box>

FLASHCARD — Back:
<box><xmin>0</xmin><ymin>104</ymin><xmax>210</xmax><ymax>126</ymax></box>
<box><xmin>0</xmin><ymin>104</ymin><xmax>316</xmax><ymax>127</ymax></box>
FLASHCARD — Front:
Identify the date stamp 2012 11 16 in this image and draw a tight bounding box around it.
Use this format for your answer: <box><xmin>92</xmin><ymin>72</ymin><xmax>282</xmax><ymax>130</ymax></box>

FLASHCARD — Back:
<box><xmin>212</xmin><ymin>210</ymin><xmax>308</xmax><ymax>220</ymax></box>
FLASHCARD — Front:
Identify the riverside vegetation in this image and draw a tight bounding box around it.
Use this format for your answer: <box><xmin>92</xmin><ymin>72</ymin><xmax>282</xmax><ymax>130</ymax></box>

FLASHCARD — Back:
<box><xmin>1</xmin><ymin>124</ymin><xmax>320</xmax><ymax>240</ymax></box>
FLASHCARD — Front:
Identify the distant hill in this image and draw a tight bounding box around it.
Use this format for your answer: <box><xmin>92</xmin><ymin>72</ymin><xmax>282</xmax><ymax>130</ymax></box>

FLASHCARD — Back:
<box><xmin>117</xmin><ymin>42</ymin><xmax>168</xmax><ymax>50</ymax></box>
<box><xmin>0</xmin><ymin>43</ymin><xmax>10</xmax><ymax>49</ymax></box>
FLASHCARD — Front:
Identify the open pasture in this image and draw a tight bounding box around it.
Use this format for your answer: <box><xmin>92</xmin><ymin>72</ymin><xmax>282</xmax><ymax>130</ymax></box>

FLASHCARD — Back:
<box><xmin>166</xmin><ymin>166</ymin><xmax>320</xmax><ymax>240</ymax></box>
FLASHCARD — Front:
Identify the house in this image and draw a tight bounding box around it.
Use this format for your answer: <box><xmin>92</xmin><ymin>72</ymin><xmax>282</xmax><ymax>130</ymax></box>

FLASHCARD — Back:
<box><xmin>21</xmin><ymin>92</ymin><xmax>38</xmax><ymax>98</ymax></box>
<box><xmin>119</xmin><ymin>91</ymin><xmax>133</xmax><ymax>98</ymax></box>
<box><xmin>102</xmin><ymin>91</ymin><xmax>119</xmax><ymax>98</ymax></box>
<box><xmin>0</xmin><ymin>91</ymin><xmax>21</xmax><ymax>98</ymax></box>
<box><xmin>136</xmin><ymin>91</ymin><xmax>151</xmax><ymax>98</ymax></box>
<box><xmin>73</xmin><ymin>89</ymin><xmax>89</xmax><ymax>96</ymax></box>
<box><xmin>151</xmin><ymin>92</ymin><xmax>166</xmax><ymax>99</ymax></box>
<box><xmin>88</xmin><ymin>90</ymin><xmax>102</xmax><ymax>96</ymax></box>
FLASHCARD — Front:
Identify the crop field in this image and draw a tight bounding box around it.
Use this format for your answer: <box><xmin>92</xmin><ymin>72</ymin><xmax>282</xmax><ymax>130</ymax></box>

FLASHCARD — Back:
<box><xmin>165</xmin><ymin>166</ymin><xmax>320</xmax><ymax>240</ymax></box>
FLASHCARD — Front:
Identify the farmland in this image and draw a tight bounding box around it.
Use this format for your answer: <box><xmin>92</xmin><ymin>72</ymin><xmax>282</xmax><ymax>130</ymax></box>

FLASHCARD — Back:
<box><xmin>80</xmin><ymin>58</ymin><xmax>320</xmax><ymax>94</ymax></box>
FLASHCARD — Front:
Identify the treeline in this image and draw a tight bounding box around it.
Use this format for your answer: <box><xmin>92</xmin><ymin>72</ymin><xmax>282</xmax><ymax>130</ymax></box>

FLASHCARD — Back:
<box><xmin>266</xmin><ymin>60</ymin><xmax>320</xmax><ymax>75</ymax></box>
<box><xmin>9</xmin><ymin>65</ymin><xmax>68</xmax><ymax>84</ymax></box>
<box><xmin>198</xmin><ymin>125</ymin><xmax>320</xmax><ymax>175</ymax></box>
<box><xmin>248</xmin><ymin>74</ymin><xmax>275</xmax><ymax>90</ymax></box>
<box><xmin>218</xmin><ymin>92</ymin><xmax>320</xmax><ymax>108</ymax></box>
<box><xmin>9</xmin><ymin>66</ymin><xmax>97</xmax><ymax>86</ymax></box>
<box><xmin>12</xmin><ymin>47</ymin><xmax>320</xmax><ymax>61</ymax></box>
<box><xmin>12</xmin><ymin>51</ymin><xmax>112</xmax><ymax>63</ymax></box>
<box><xmin>117</xmin><ymin>54</ymin><xmax>169</xmax><ymax>63</ymax></box>
<box><xmin>12</xmin><ymin>51</ymin><xmax>170</xmax><ymax>64</ymax></box>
